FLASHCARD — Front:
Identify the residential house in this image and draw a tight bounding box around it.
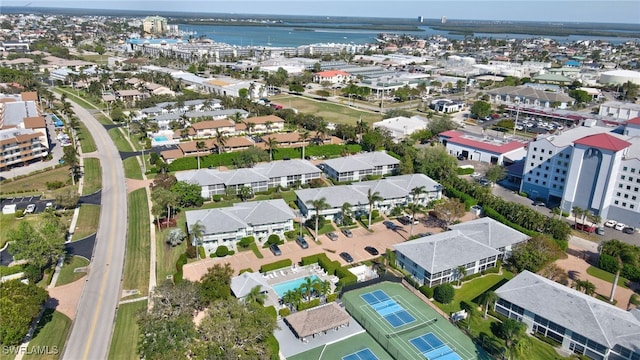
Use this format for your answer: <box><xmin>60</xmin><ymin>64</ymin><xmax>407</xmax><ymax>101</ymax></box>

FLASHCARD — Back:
<box><xmin>313</xmin><ymin>70</ymin><xmax>352</xmax><ymax>85</ymax></box>
<box><xmin>185</xmin><ymin>199</ymin><xmax>295</xmax><ymax>253</ymax></box>
<box><xmin>495</xmin><ymin>271</ymin><xmax>640</xmax><ymax>360</ymax></box>
<box><xmin>295</xmin><ymin>173</ymin><xmax>442</xmax><ymax>220</ymax></box>
<box><xmin>393</xmin><ymin>218</ymin><xmax>529</xmax><ymax>287</ymax></box>
<box><xmin>321</xmin><ymin>151</ymin><xmax>400</xmax><ymax>182</ymax></box>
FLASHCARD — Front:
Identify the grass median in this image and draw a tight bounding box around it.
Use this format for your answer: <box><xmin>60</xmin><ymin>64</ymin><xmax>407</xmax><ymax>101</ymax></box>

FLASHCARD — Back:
<box><xmin>71</xmin><ymin>204</ymin><xmax>100</xmax><ymax>241</ymax></box>
<box><xmin>81</xmin><ymin>157</ymin><xmax>102</xmax><ymax>195</ymax></box>
<box><xmin>122</xmin><ymin>188</ymin><xmax>150</xmax><ymax>296</ymax></box>
<box><xmin>55</xmin><ymin>255</ymin><xmax>89</xmax><ymax>286</ymax></box>
<box><xmin>76</xmin><ymin>121</ymin><xmax>97</xmax><ymax>153</ymax></box>
<box><xmin>123</xmin><ymin>157</ymin><xmax>144</xmax><ymax>180</ymax></box>
<box><xmin>108</xmin><ymin>128</ymin><xmax>134</xmax><ymax>152</ymax></box>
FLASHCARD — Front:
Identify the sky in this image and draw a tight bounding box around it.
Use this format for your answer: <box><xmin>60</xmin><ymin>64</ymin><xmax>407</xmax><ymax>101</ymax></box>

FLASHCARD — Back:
<box><xmin>5</xmin><ymin>1</ymin><xmax>640</xmax><ymax>24</ymax></box>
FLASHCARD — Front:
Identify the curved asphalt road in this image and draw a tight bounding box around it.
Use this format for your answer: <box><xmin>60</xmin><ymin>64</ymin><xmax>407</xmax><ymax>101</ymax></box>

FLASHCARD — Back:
<box><xmin>62</xmin><ymin>100</ymin><xmax>128</xmax><ymax>360</ymax></box>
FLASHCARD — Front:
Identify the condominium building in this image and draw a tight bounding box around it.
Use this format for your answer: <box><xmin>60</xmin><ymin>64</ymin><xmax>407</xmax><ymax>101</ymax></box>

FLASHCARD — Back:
<box><xmin>495</xmin><ymin>271</ymin><xmax>640</xmax><ymax>360</ymax></box>
<box><xmin>520</xmin><ymin>119</ymin><xmax>640</xmax><ymax>226</ymax></box>
<box><xmin>142</xmin><ymin>16</ymin><xmax>167</xmax><ymax>35</ymax></box>
<box><xmin>320</xmin><ymin>151</ymin><xmax>400</xmax><ymax>182</ymax></box>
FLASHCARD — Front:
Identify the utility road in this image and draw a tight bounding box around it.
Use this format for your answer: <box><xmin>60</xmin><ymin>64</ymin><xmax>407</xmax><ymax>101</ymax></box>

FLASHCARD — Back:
<box><xmin>62</xmin><ymin>101</ymin><xmax>128</xmax><ymax>360</ymax></box>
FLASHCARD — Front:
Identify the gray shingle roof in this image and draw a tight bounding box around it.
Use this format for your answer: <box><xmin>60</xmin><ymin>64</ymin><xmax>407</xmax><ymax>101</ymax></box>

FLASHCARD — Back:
<box><xmin>448</xmin><ymin>217</ymin><xmax>529</xmax><ymax>249</ymax></box>
<box><xmin>486</xmin><ymin>85</ymin><xmax>574</xmax><ymax>103</ymax></box>
<box><xmin>322</xmin><ymin>151</ymin><xmax>399</xmax><ymax>173</ymax></box>
<box><xmin>254</xmin><ymin>159</ymin><xmax>321</xmax><ymax>178</ymax></box>
<box><xmin>496</xmin><ymin>271</ymin><xmax>640</xmax><ymax>350</ymax></box>
<box><xmin>230</xmin><ymin>271</ymin><xmax>270</xmax><ymax>298</ymax></box>
<box><xmin>185</xmin><ymin>199</ymin><xmax>295</xmax><ymax>235</ymax></box>
<box><xmin>393</xmin><ymin>230</ymin><xmax>501</xmax><ymax>273</ymax></box>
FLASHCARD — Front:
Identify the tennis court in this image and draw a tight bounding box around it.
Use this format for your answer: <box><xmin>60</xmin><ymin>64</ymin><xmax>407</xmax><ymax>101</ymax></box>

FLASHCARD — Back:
<box><xmin>361</xmin><ymin>290</ymin><xmax>416</xmax><ymax>328</ymax></box>
<box><xmin>343</xmin><ymin>348</ymin><xmax>379</xmax><ymax>360</ymax></box>
<box><xmin>342</xmin><ymin>282</ymin><xmax>489</xmax><ymax>360</ymax></box>
<box><xmin>410</xmin><ymin>332</ymin><xmax>462</xmax><ymax>360</ymax></box>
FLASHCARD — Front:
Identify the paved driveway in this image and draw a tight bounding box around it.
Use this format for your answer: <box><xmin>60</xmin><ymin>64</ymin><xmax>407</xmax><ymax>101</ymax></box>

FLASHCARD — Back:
<box><xmin>183</xmin><ymin>214</ymin><xmax>477</xmax><ymax>281</ymax></box>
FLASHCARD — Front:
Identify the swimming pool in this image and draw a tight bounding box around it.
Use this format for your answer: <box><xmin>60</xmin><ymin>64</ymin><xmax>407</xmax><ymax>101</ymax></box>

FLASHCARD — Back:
<box><xmin>272</xmin><ymin>275</ymin><xmax>320</xmax><ymax>298</ymax></box>
<box><xmin>154</xmin><ymin>135</ymin><xmax>169</xmax><ymax>142</ymax></box>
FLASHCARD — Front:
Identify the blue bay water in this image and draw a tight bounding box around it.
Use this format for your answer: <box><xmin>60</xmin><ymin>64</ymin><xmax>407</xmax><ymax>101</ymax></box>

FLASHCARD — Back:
<box><xmin>177</xmin><ymin>23</ymin><xmax>637</xmax><ymax>47</ymax></box>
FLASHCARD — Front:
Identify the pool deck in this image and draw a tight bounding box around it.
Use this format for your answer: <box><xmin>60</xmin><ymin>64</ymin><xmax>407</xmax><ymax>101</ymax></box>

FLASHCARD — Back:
<box><xmin>261</xmin><ymin>264</ymin><xmax>337</xmax><ymax>308</ymax></box>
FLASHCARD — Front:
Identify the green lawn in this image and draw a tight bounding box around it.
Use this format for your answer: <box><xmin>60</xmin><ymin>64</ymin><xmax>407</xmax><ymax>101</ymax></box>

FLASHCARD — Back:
<box><xmin>586</xmin><ymin>266</ymin><xmax>630</xmax><ymax>289</ymax></box>
<box><xmin>1</xmin><ymin>212</ymin><xmax>73</xmax><ymax>248</ymax></box>
<box><xmin>81</xmin><ymin>157</ymin><xmax>102</xmax><ymax>195</ymax></box>
<box><xmin>123</xmin><ymin>157</ymin><xmax>143</xmax><ymax>180</ymax></box>
<box><xmin>156</xmin><ymin>229</ymin><xmax>187</xmax><ymax>282</ymax></box>
<box><xmin>272</xmin><ymin>94</ymin><xmax>383</xmax><ymax>126</ymax></box>
<box><xmin>108</xmin><ymin>300</ymin><xmax>147</xmax><ymax>360</ymax></box>
<box><xmin>0</xmin><ymin>165</ymin><xmax>73</xmax><ymax>196</ymax></box>
<box><xmin>76</xmin><ymin>121</ymin><xmax>97</xmax><ymax>153</ymax></box>
<box><xmin>318</xmin><ymin>222</ymin><xmax>336</xmax><ymax>235</ymax></box>
<box><xmin>434</xmin><ymin>272</ymin><xmax>514</xmax><ymax>315</ymax></box>
<box><xmin>122</xmin><ymin>189</ymin><xmax>150</xmax><ymax>296</ymax></box>
<box><xmin>53</xmin><ymin>88</ymin><xmax>96</xmax><ymax>110</ymax></box>
<box><xmin>95</xmin><ymin>114</ymin><xmax>113</xmax><ymax>125</ymax></box>
<box><xmin>71</xmin><ymin>204</ymin><xmax>100</xmax><ymax>241</ymax></box>
<box><xmin>22</xmin><ymin>309</ymin><xmax>72</xmax><ymax>360</ymax></box>
<box><xmin>108</xmin><ymin>128</ymin><xmax>134</xmax><ymax>152</ymax></box>
<box><xmin>55</xmin><ymin>255</ymin><xmax>89</xmax><ymax>286</ymax></box>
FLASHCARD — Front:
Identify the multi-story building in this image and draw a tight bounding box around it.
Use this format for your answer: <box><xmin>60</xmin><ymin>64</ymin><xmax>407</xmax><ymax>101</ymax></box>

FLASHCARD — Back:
<box><xmin>393</xmin><ymin>218</ymin><xmax>529</xmax><ymax>287</ymax></box>
<box><xmin>520</xmin><ymin>119</ymin><xmax>640</xmax><ymax>226</ymax></box>
<box><xmin>185</xmin><ymin>199</ymin><xmax>295</xmax><ymax>253</ymax></box>
<box><xmin>142</xmin><ymin>16</ymin><xmax>167</xmax><ymax>35</ymax></box>
<box><xmin>321</xmin><ymin>151</ymin><xmax>399</xmax><ymax>182</ymax></box>
<box><xmin>439</xmin><ymin>130</ymin><xmax>528</xmax><ymax>166</ymax></box>
<box><xmin>495</xmin><ymin>271</ymin><xmax>640</xmax><ymax>360</ymax></box>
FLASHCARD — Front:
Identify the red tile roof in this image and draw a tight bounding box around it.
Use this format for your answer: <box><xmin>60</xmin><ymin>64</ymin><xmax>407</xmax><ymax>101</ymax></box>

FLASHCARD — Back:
<box><xmin>627</xmin><ymin>117</ymin><xmax>640</xmax><ymax>125</ymax></box>
<box><xmin>574</xmin><ymin>133</ymin><xmax>631</xmax><ymax>152</ymax></box>
<box><xmin>448</xmin><ymin>136</ymin><xmax>526</xmax><ymax>154</ymax></box>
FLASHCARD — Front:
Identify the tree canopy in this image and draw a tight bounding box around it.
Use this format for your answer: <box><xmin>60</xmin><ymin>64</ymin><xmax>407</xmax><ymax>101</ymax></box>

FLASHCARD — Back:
<box><xmin>8</xmin><ymin>212</ymin><xmax>66</xmax><ymax>268</ymax></box>
<box><xmin>0</xmin><ymin>280</ymin><xmax>49</xmax><ymax>345</ymax></box>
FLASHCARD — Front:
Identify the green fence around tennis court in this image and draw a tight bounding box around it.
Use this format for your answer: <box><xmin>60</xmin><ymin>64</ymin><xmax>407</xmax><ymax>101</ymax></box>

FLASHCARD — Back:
<box><xmin>341</xmin><ymin>281</ymin><xmax>488</xmax><ymax>360</ymax></box>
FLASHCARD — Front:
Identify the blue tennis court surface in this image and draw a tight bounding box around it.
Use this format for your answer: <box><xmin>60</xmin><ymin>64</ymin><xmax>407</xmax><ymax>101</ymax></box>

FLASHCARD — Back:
<box><xmin>410</xmin><ymin>333</ymin><xmax>462</xmax><ymax>360</ymax></box>
<box><xmin>342</xmin><ymin>348</ymin><xmax>379</xmax><ymax>360</ymax></box>
<box><xmin>360</xmin><ymin>290</ymin><xmax>416</xmax><ymax>328</ymax></box>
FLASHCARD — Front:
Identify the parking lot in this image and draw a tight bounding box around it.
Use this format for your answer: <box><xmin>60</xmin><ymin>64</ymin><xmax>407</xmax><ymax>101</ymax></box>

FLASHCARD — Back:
<box><xmin>0</xmin><ymin>196</ymin><xmax>55</xmax><ymax>214</ymax></box>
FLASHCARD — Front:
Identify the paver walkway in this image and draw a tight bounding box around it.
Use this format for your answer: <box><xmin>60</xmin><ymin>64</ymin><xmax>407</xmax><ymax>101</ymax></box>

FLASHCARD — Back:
<box><xmin>46</xmin><ymin>276</ymin><xmax>86</xmax><ymax>320</ymax></box>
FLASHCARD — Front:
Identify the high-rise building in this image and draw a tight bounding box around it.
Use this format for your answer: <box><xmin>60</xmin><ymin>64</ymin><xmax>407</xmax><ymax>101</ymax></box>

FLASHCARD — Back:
<box><xmin>142</xmin><ymin>16</ymin><xmax>167</xmax><ymax>35</ymax></box>
<box><xmin>520</xmin><ymin>119</ymin><xmax>640</xmax><ymax>226</ymax></box>
<box><xmin>441</xmin><ymin>16</ymin><xmax>447</xmax><ymax>24</ymax></box>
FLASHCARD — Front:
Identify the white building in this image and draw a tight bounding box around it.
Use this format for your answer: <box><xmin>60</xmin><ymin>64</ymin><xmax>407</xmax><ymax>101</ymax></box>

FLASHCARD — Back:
<box><xmin>185</xmin><ymin>199</ymin><xmax>295</xmax><ymax>253</ymax></box>
<box><xmin>393</xmin><ymin>218</ymin><xmax>529</xmax><ymax>287</ymax></box>
<box><xmin>598</xmin><ymin>101</ymin><xmax>640</xmax><ymax>121</ymax></box>
<box><xmin>321</xmin><ymin>151</ymin><xmax>399</xmax><ymax>182</ymax></box>
<box><xmin>520</xmin><ymin>119</ymin><xmax>640</xmax><ymax>227</ymax></box>
<box><xmin>599</xmin><ymin>69</ymin><xmax>640</xmax><ymax>86</ymax></box>
<box><xmin>495</xmin><ymin>271</ymin><xmax>640</xmax><ymax>360</ymax></box>
<box><xmin>439</xmin><ymin>130</ymin><xmax>528</xmax><ymax>166</ymax></box>
<box><xmin>373</xmin><ymin>116</ymin><xmax>429</xmax><ymax>142</ymax></box>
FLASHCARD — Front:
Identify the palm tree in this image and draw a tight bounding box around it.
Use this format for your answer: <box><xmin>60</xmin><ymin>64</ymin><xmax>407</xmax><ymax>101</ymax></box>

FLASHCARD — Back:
<box><xmin>355</xmin><ymin>118</ymin><xmax>367</xmax><ymax>142</ymax></box>
<box><xmin>599</xmin><ymin>239</ymin><xmax>626</xmax><ymax>302</ymax></box>
<box><xmin>282</xmin><ymin>288</ymin><xmax>303</xmax><ymax>310</ymax></box>
<box><xmin>573</xmin><ymin>279</ymin><xmax>596</xmax><ymax>296</ymax></box>
<box><xmin>306</xmin><ymin>197</ymin><xmax>330</xmax><ymax>241</ymax></box>
<box><xmin>479</xmin><ymin>290</ymin><xmax>498</xmax><ymax>318</ymax></box>
<box><xmin>245</xmin><ymin>285</ymin><xmax>267</xmax><ymax>305</ymax></box>
<box><xmin>572</xmin><ymin>206</ymin><xmax>585</xmax><ymax>227</ymax></box>
<box><xmin>587</xmin><ymin>212</ymin><xmax>601</xmax><ymax>227</ymax></box>
<box><xmin>299</xmin><ymin>276</ymin><xmax>320</xmax><ymax>301</ymax></box>
<box><xmin>195</xmin><ymin>140</ymin><xmax>206</xmax><ymax>169</ymax></box>
<box><xmin>265</xmin><ymin>136</ymin><xmax>279</xmax><ymax>160</ymax></box>
<box><xmin>190</xmin><ymin>221</ymin><xmax>205</xmax><ymax>259</ymax></box>
<box><xmin>410</xmin><ymin>185</ymin><xmax>426</xmax><ymax>205</ymax></box>
<box><xmin>315</xmin><ymin>121</ymin><xmax>328</xmax><ymax>144</ymax></box>
<box><xmin>456</xmin><ymin>265</ymin><xmax>467</xmax><ymax>286</ymax></box>
<box><xmin>265</xmin><ymin>120</ymin><xmax>274</xmax><ymax>133</ymax></box>
<box><xmin>366</xmin><ymin>189</ymin><xmax>383</xmax><ymax>229</ymax></box>
<box><xmin>405</xmin><ymin>202</ymin><xmax>424</xmax><ymax>237</ymax></box>
<box><xmin>238</xmin><ymin>186</ymin><xmax>253</xmax><ymax>202</ymax></box>
<box><xmin>314</xmin><ymin>280</ymin><xmax>331</xmax><ymax>301</ymax></box>
<box><xmin>499</xmin><ymin>318</ymin><xmax>530</xmax><ymax>360</ymax></box>
<box><xmin>214</xmin><ymin>129</ymin><xmax>227</xmax><ymax>154</ymax></box>
<box><xmin>299</xmin><ymin>130</ymin><xmax>310</xmax><ymax>159</ymax></box>
<box><xmin>341</xmin><ymin>202</ymin><xmax>353</xmax><ymax>226</ymax></box>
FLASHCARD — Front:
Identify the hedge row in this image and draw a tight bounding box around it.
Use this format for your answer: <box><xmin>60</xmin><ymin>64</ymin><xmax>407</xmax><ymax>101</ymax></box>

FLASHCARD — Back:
<box><xmin>238</xmin><ymin>268</ymin><xmax>253</xmax><ymax>274</ymax></box>
<box><xmin>260</xmin><ymin>259</ymin><xmax>293</xmax><ymax>273</ymax></box>
<box><xmin>297</xmin><ymin>298</ymin><xmax>321</xmax><ymax>311</ymax></box>
<box><xmin>456</xmin><ymin>167</ymin><xmax>475</xmax><ymax>175</ymax></box>
<box><xmin>174</xmin><ymin>253</ymin><xmax>188</xmax><ymax>283</ymax></box>
<box><xmin>419</xmin><ymin>285</ymin><xmax>434</xmax><ymax>298</ymax></box>
<box><xmin>444</xmin><ymin>185</ymin><xmax>477</xmax><ymax>210</ymax></box>
<box><xmin>599</xmin><ymin>253</ymin><xmax>640</xmax><ymax>282</ymax></box>
<box><xmin>300</xmin><ymin>252</ymin><xmax>357</xmax><ymax>289</ymax></box>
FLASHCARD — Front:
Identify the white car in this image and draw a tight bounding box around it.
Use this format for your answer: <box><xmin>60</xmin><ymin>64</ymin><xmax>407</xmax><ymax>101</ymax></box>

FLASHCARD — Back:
<box><xmin>604</xmin><ymin>220</ymin><xmax>617</xmax><ymax>228</ymax></box>
<box><xmin>614</xmin><ymin>223</ymin><xmax>627</xmax><ymax>231</ymax></box>
<box><xmin>25</xmin><ymin>204</ymin><xmax>36</xmax><ymax>213</ymax></box>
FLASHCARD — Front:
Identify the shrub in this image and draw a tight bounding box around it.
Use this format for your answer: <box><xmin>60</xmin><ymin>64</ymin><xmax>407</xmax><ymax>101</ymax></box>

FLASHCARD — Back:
<box><xmin>297</xmin><ymin>298</ymin><xmax>321</xmax><ymax>311</ymax></box>
<box><xmin>518</xmin><ymin>191</ymin><xmax>528</xmax><ymax>197</ymax></box>
<box><xmin>198</xmin><ymin>246</ymin><xmax>206</xmax><ymax>259</ymax></box>
<box><xmin>326</xmin><ymin>293</ymin><xmax>338</xmax><ymax>302</ymax></box>
<box><xmin>238</xmin><ymin>236</ymin><xmax>255</xmax><ymax>249</ymax></box>
<box><xmin>176</xmin><ymin>253</ymin><xmax>187</xmax><ymax>272</ymax></box>
<box><xmin>284</xmin><ymin>230</ymin><xmax>296</xmax><ymax>240</ymax></box>
<box><xmin>215</xmin><ymin>246</ymin><xmax>229</xmax><ymax>257</ymax></box>
<box><xmin>278</xmin><ymin>308</ymin><xmax>291</xmax><ymax>317</ymax></box>
<box><xmin>462</xmin><ymin>272</ymin><xmax>483</xmax><ymax>282</ymax></box>
<box><xmin>24</xmin><ymin>264</ymin><xmax>43</xmax><ymax>284</ymax></box>
<box><xmin>185</xmin><ymin>245</ymin><xmax>197</xmax><ymax>259</ymax></box>
<box><xmin>336</xmin><ymin>267</ymin><xmax>357</xmax><ymax>287</ymax></box>
<box><xmin>260</xmin><ymin>259</ymin><xmax>293</xmax><ymax>273</ymax></box>
<box><xmin>598</xmin><ymin>253</ymin><xmax>619</xmax><ymax>273</ymax></box>
<box><xmin>456</xmin><ymin>167</ymin><xmax>475</xmax><ymax>175</ymax></box>
<box><xmin>46</xmin><ymin>181</ymin><xmax>65</xmax><ymax>190</ymax></box>
<box><xmin>419</xmin><ymin>285</ymin><xmax>434</xmax><ymax>299</ymax></box>
<box><xmin>228</xmin><ymin>250</ymin><xmax>235</xmax><ymax>256</ymax></box>
<box><xmin>305</xmin><ymin>215</ymin><xmax>326</xmax><ymax>229</ymax></box>
<box><xmin>433</xmin><ymin>283</ymin><xmax>455</xmax><ymax>304</ymax></box>
<box><xmin>14</xmin><ymin>209</ymin><xmax>24</xmax><ymax>218</ymax></box>
<box><xmin>212</xmin><ymin>195</ymin><xmax>222</xmax><ymax>202</ymax></box>
<box><xmin>371</xmin><ymin>210</ymin><xmax>379</xmax><ymax>219</ymax></box>
<box><xmin>267</xmin><ymin>234</ymin><xmax>281</xmax><ymax>245</ymax></box>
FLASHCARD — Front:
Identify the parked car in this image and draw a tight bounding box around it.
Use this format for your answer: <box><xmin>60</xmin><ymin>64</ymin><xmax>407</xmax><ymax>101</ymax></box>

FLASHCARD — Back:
<box><xmin>604</xmin><ymin>220</ymin><xmax>617</xmax><ymax>228</ymax></box>
<box><xmin>45</xmin><ymin>202</ymin><xmax>54</xmax><ymax>209</ymax></box>
<box><xmin>574</xmin><ymin>223</ymin><xmax>596</xmax><ymax>233</ymax></box>
<box><xmin>596</xmin><ymin>227</ymin><xmax>605</xmax><ymax>236</ymax></box>
<box><xmin>295</xmin><ymin>236</ymin><xmax>309</xmax><ymax>249</ymax></box>
<box><xmin>417</xmin><ymin>232</ymin><xmax>434</xmax><ymax>237</ymax></box>
<box><xmin>269</xmin><ymin>244</ymin><xmax>282</xmax><ymax>256</ymax></box>
<box><xmin>326</xmin><ymin>232</ymin><xmax>339</xmax><ymax>241</ymax></box>
<box><xmin>340</xmin><ymin>252</ymin><xmax>354</xmax><ymax>263</ymax></box>
<box><xmin>24</xmin><ymin>204</ymin><xmax>36</xmax><ymax>214</ymax></box>
<box><xmin>364</xmin><ymin>246</ymin><xmax>379</xmax><ymax>256</ymax></box>
<box><xmin>397</xmin><ymin>216</ymin><xmax>411</xmax><ymax>225</ymax></box>
<box><xmin>532</xmin><ymin>201</ymin><xmax>546</xmax><ymax>207</ymax></box>
<box><xmin>622</xmin><ymin>227</ymin><xmax>636</xmax><ymax>234</ymax></box>
<box><xmin>383</xmin><ymin>220</ymin><xmax>398</xmax><ymax>230</ymax></box>
<box><xmin>341</xmin><ymin>228</ymin><xmax>353</xmax><ymax>238</ymax></box>
<box><xmin>614</xmin><ymin>223</ymin><xmax>627</xmax><ymax>231</ymax></box>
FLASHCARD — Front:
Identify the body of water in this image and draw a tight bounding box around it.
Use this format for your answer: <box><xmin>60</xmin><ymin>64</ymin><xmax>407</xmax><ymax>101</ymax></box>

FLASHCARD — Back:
<box><xmin>178</xmin><ymin>23</ymin><xmax>638</xmax><ymax>47</ymax></box>
<box><xmin>272</xmin><ymin>275</ymin><xmax>320</xmax><ymax>298</ymax></box>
